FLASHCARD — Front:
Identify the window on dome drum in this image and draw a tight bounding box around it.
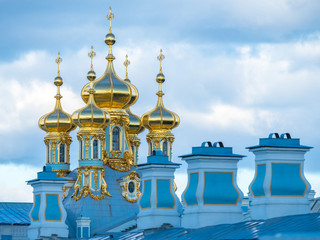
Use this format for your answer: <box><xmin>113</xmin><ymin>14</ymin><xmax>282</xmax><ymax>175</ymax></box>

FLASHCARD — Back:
<box><xmin>93</xmin><ymin>139</ymin><xmax>99</xmax><ymax>159</ymax></box>
<box><xmin>131</xmin><ymin>145</ymin><xmax>135</xmax><ymax>155</ymax></box>
<box><xmin>60</xmin><ymin>144</ymin><xmax>65</xmax><ymax>163</ymax></box>
<box><xmin>148</xmin><ymin>142</ymin><xmax>152</xmax><ymax>156</ymax></box>
<box><xmin>163</xmin><ymin>141</ymin><xmax>168</xmax><ymax>156</ymax></box>
<box><xmin>128</xmin><ymin>181</ymin><xmax>135</xmax><ymax>193</ymax></box>
<box><xmin>112</xmin><ymin>127</ymin><xmax>120</xmax><ymax>151</ymax></box>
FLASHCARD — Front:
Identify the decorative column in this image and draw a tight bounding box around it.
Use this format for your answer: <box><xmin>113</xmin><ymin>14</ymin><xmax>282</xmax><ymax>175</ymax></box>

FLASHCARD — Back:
<box><xmin>137</xmin><ymin>150</ymin><xmax>181</xmax><ymax>230</ymax></box>
<box><xmin>27</xmin><ymin>166</ymin><xmax>69</xmax><ymax>239</ymax></box>
<box><xmin>180</xmin><ymin>141</ymin><xmax>245</xmax><ymax>228</ymax></box>
<box><xmin>248</xmin><ymin>133</ymin><xmax>312</xmax><ymax>220</ymax></box>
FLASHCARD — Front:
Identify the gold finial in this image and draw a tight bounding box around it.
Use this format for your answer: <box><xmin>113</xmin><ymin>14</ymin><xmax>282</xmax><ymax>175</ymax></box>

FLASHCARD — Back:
<box><xmin>106</xmin><ymin>7</ymin><xmax>114</xmax><ymax>33</ymax></box>
<box><xmin>123</xmin><ymin>54</ymin><xmax>130</xmax><ymax>79</ymax></box>
<box><xmin>88</xmin><ymin>46</ymin><xmax>96</xmax><ymax>70</ymax></box>
<box><xmin>157</xmin><ymin>49</ymin><xmax>165</xmax><ymax>73</ymax></box>
<box><xmin>55</xmin><ymin>52</ymin><xmax>62</xmax><ymax>76</ymax></box>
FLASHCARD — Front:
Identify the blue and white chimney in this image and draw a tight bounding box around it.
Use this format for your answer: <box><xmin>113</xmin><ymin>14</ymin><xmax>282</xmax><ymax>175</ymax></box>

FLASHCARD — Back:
<box><xmin>27</xmin><ymin>166</ymin><xmax>69</xmax><ymax>239</ymax></box>
<box><xmin>180</xmin><ymin>142</ymin><xmax>245</xmax><ymax>228</ymax></box>
<box><xmin>248</xmin><ymin>133</ymin><xmax>312</xmax><ymax>220</ymax></box>
<box><xmin>136</xmin><ymin>150</ymin><xmax>181</xmax><ymax>230</ymax></box>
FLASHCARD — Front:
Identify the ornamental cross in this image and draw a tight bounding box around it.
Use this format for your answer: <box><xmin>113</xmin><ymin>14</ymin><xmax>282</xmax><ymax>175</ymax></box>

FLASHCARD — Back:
<box><xmin>88</xmin><ymin>46</ymin><xmax>96</xmax><ymax>69</ymax></box>
<box><xmin>106</xmin><ymin>7</ymin><xmax>114</xmax><ymax>33</ymax></box>
<box><xmin>157</xmin><ymin>49</ymin><xmax>165</xmax><ymax>72</ymax></box>
<box><xmin>123</xmin><ymin>54</ymin><xmax>130</xmax><ymax>79</ymax></box>
<box><xmin>55</xmin><ymin>52</ymin><xmax>62</xmax><ymax>75</ymax></box>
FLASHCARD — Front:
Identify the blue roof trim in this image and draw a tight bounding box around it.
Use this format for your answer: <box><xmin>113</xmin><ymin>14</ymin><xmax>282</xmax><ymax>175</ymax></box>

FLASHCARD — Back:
<box><xmin>179</xmin><ymin>141</ymin><xmax>245</xmax><ymax>158</ymax></box>
<box><xmin>89</xmin><ymin>213</ymin><xmax>320</xmax><ymax>240</ymax></box>
<box><xmin>0</xmin><ymin>202</ymin><xmax>32</xmax><ymax>225</ymax></box>
<box><xmin>247</xmin><ymin>134</ymin><xmax>312</xmax><ymax>150</ymax></box>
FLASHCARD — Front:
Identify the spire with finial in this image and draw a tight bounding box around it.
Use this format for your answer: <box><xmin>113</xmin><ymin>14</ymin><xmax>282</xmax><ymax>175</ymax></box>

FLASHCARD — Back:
<box><xmin>54</xmin><ymin>52</ymin><xmax>63</xmax><ymax>99</ymax></box>
<box><xmin>87</xmin><ymin>46</ymin><xmax>97</xmax><ymax>83</ymax></box>
<box><xmin>124</xmin><ymin>54</ymin><xmax>130</xmax><ymax>81</ymax></box>
<box><xmin>141</xmin><ymin>49</ymin><xmax>180</xmax><ymax>161</ymax></box>
<box><xmin>106</xmin><ymin>7</ymin><xmax>114</xmax><ymax>34</ymax></box>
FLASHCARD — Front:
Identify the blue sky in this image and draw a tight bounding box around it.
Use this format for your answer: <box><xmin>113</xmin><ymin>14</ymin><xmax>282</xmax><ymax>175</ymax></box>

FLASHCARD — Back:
<box><xmin>1</xmin><ymin>0</ymin><xmax>320</xmax><ymax>201</ymax></box>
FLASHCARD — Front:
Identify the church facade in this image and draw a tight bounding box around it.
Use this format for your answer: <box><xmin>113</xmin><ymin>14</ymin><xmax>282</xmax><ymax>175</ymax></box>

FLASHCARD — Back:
<box><xmin>22</xmin><ymin>8</ymin><xmax>319</xmax><ymax>240</ymax></box>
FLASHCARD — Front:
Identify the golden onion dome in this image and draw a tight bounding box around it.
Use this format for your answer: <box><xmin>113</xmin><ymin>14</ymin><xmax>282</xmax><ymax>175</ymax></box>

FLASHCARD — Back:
<box><xmin>123</xmin><ymin>55</ymin><xmax>144</xmax><ymax>135</ymax></box>
<box><xmin>72</xmin><ymin>47</ymin><xmax>110</xmax><ymax>129</ymax></box>
<box><xmin>81</xmin><ymin>8</ymin><xmax>138</xmax><ymax>110</ymax></box>
<box><xmin>39</xmin><ymin>53</ymin><xmax>76</xmax><ymax>133</ymax></box>
<box><xmin>141</xmin><ymin>49</ymin><xmax>180</xmax><ymax>132</ymax></box>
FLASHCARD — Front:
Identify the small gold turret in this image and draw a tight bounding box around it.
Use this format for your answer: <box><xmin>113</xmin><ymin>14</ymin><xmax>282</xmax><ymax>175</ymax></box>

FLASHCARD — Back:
<box><xmin>123</xmin><ymin>55</ymin><xmax>144</xmax><ymax>164</ymax></box>
<box><xmin>141</xmin><ymin>49</ymin><xmax>180</xmax><ymax>162</ymax></box>
<box><xmin>38</xmin><ymin>53</ymin><xmax>76</xmax><ymax>177</ymax></box>
<box><xmin>71</xmin><ymin>46</ymin><xmax>112</xmax><ymax>201</ymax></box>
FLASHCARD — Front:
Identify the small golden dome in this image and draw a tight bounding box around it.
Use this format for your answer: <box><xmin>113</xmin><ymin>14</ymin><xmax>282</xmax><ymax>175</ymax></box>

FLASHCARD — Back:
<box><xmin>126</xmin><ymin>108</ymin><xmax>145</xmax><ymax>135</ymax></box>
<box><xmin>72</xmin><ymin>47</ymin><xmax>110</xmax><ymax>129</ymax></box>
<box><xmin>39</xmin><ymin>53</ymin><xmax>76</xmax><ymax>133</ymax></box>
<box><xmin>141</xmin><ymin>49</ymin><xmax>180</xmax><ymax>132</ymax></box>
<box><xmin>81</xmin><ymin>9</ymin><xmax>138</xmax><ymax>110</ymax></box>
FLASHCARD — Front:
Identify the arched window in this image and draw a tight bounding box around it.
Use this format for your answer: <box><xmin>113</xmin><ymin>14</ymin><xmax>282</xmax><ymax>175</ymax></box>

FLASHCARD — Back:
<box><xmin>163</xmin><ymin>141</ymin><xmax>168</xmax><ymax>156</ymax></box>
<box><xmin>112</xmin><ymin>127</ymin><xmax>120</xmax><ymax>151</ymax></box>
<box><xmin>93</xmin><ymin>139</ymin><xmax>99</xmax><ymax>159</ymax></box>
<box><xmin>148</xmin><ymin>142</ymin><xmax>152</xmax><ymax>156</ymax></box>
<box><xmin>60</xmin><ymin>144</ymin><xmax>65</xmax><ymax>163</ymax></box>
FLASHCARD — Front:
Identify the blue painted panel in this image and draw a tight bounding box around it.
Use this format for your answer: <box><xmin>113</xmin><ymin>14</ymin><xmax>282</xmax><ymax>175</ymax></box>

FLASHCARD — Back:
<box><xmin>83</xmin><ymin>227</ymin><xmax>89</xmax><ymax>238</ymax></box>
<box><xmin>1</xmin><ymin>235</ymin><xmax>12</xmax><ymax>240</ymax></box>
<box><xmin>55</xmin><ymin>145</ymin><xmax>58</xmax><ymax>163</ymax></box>
<box><xmin>50</xmin><ymin>144</ymin><xmax>53</xmax><ymax>163</ymax></box>
<box><xmin>157</xmin><ymin>179</ymin><xmax>175</xmax><ymax>208</ymax></box>
<box><xmin>48</xmin><ymin>164</ymin><xmax>70</xmax><ymax>170</ymax></box>
<box><xmin>140</xmin><ymin>180</ymin><xmax>151</xmax><ymax>209</ymax></box>
<box><xmin>79</xmin><ymin>160</ymin><xmax>103</xmax><ymax>167</ymax></box>
<box><xmin>89</xmin><ymin>136</ymin><xmax>92</xmax><ymax>158</ymax></box>
<box><xmin>31</xmin><ymin>194</ymin><xmax>40</xmax><ymax>221</ymax></box>
<box><xmin>183</xmin><ymin>173</ymin><xmax>199</xmax><ymax>206</ymax></box>
<box><xmin>77</xmin><ymin>227</ymin><xmax>81</xmax><ymax>238</ymax></box>
<box><xmin>204</xmin><ymin>172</ymin><xmax>239</xmax><ymax>205</ymax></box>
<box><xmin>251</xmin><ymin>164</ymin><xmax>266</xmax><ymax>197</ymax></box>
<box><xmin>271</xmin><ymin>163</ymin><xmax>307</xmax><ymax>196</ymax></box>
<box><xmin>45</xmin><ymin>194</ymin><xmax>61</xmax><ymax>221</ymax></box>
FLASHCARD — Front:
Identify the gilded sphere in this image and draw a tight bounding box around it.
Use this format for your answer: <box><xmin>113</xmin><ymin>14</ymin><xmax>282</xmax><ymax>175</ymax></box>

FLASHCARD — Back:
<box><xmin>87</xmin><ymin>70</ymin><xmax>96</xmax><ymax>81</ymax></box>
<box><xmin>54</xmin><ymin>76</ymin><xmax>63</xmax><ymax>86</ymax></box>
<box><xmin>156</xmin><ymin>73</ymin><xmax>165</xmax><ymax>83</ymax></box>
<box><xmin>104</xmin><ymin>33</ymin><xmax>116</xmax><ymax>45</ymax></box>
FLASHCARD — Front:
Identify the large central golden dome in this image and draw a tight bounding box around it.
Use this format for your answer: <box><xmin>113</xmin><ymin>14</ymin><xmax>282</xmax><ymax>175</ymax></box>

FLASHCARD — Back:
<box><xmin>81</xmin><ymin>13</ymin><xmax>137</xmax><ymax>110</ymax></box>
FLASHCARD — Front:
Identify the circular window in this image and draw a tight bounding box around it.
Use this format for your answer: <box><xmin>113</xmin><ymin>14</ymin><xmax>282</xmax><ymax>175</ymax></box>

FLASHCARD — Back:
<box><xmin>128</xmin><ymin>181</ymin><xmax>135</xmax><ymax>193</ymax></box>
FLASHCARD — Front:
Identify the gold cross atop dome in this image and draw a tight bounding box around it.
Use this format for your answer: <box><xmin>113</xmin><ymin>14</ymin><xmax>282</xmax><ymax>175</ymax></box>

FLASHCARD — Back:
<box><xmin>106</xmin><ymin>7</ymin><xmax>114</xmax><ymax>33</ymax></box>
<box><xmin>88</xmin><ymin>46</ymin><xmax>96</xmax><ymax>70</ymax></box>
<box><xmin>157</xmin><ymin>49</ymin><xmax>165</xmax><ymax>73</ymax></box>
<box><xmin>123</xmin><ymin>54</ymin><xmax>130</xmax><ymax>79</ymax></box>
<box><xmin>55</xmin><ymin>52</ymin><xmax>62</xmax><ymax>76</ymax></box>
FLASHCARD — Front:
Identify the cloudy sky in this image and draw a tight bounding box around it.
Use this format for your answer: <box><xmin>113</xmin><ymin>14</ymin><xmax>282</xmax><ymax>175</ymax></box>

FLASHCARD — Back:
<box><xmin>1</xmin><ymin>0</ymin><xmax>320</xmax><ymax>202</ymax></box>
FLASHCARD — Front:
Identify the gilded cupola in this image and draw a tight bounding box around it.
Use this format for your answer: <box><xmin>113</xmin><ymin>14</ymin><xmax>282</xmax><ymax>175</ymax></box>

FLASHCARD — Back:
<box><xmin>123</xmin><ymin>55</ymin><xmax>144</xmax><ymax>164</ymax></box>
<box><xmin>81</xmin><ymin>8</ymin><xmax>138</xmax><ymax>111</ymax></box>
<box><xmin>141</xmin><ymin>49</ymin><xmax>180</xmax><ymax>162</ymax></box>
<box><xmin>38</xmin><ymin>53</ymin><xmax>75</xmax><ymax>177</ymax></box>
<box><xmin>72</xmin><ymin>47</ymin><xmax>111</xmax><ymax>130</ymax></box>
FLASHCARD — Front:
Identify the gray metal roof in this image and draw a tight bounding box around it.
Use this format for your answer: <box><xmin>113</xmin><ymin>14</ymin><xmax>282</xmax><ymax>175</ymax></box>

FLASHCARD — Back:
<box><xmin>89</xmin><ymin>213</ymin><xmax>320</xmax><ymax>240</ymax></box>
<box><xmin>0</xmin><ymin>202</ymin><xmax>32</xmax><ymax>225</ymax></box>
